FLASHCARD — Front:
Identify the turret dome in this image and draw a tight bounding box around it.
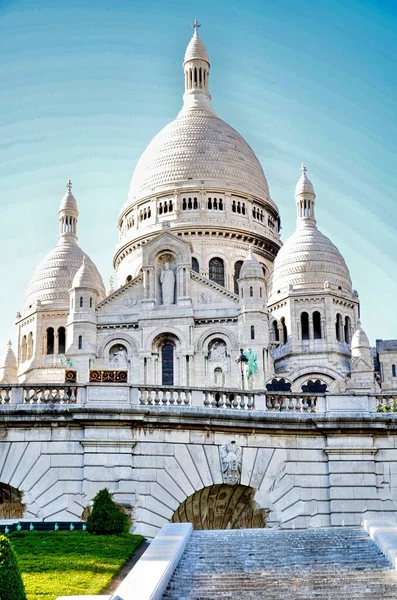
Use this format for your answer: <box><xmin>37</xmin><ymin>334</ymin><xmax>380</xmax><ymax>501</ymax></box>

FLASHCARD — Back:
<box><xmin>184</xmin><ymin>21</ymin><xmax>209</xmax><ymax>64</ymax></box>
<box><xmin>72</xmin><ymin>256</ymin><xmax>104</xmax><ymax>293</ymax></box>
<box><xmin>351</xmin><ymin>322</ymin><xmax>371</xmax><ymax>358</ymax></box>
<box><xmin>269</xmin><ymin>166</ymin><xmax>352</xmax><ymax>302</ymax></box>
<box><xmin>239</xmin><ymin>248</ymin><xmax>264</xmax><ymax>279</ymax></box>
<box><xmin>0</xmin><ymin>341</ymin><xmax>18</xmax><ymax>384</ymax></box>
<box><xmin>24</xmin><ymin>183</ymin><xmax>105</xmax><ymax>311</ymax></box>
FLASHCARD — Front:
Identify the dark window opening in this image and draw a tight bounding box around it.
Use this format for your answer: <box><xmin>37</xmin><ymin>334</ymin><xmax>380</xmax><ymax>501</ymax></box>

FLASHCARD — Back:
<box><xmin>209</xmin><ymin>257</ymin><xmax>225</xmax><ymax>287</ymax></box>
<box><xmin>251</xmin><ymin>326</ymin><xmax>255</xmax><ymax>340</ymax></box>
<box><xmin>46</xmin><ymin>327</ymin><xmax>54</xmax><ymax>355</ymax></box>
<box><xmin>79</xmin><ymin>296</ymin><xmax>83</xmax><ymax>308</ymax></box>
<box><xmin>58</xmin><ymin>327</ymin><xmax>66</xmax><ymax>354</ymax></box>
<box><xmin>162</xmin><ymin>343</ymin><xmax>174</xmax><ymax>385</ymax></box>
<box><xmin>393</xmin><ymin>364</ymin><xmax>396</xmax><ymax>378</ymax></box>
<box><xmin>234</xmin><ymin>260</ymin><xmax>243</xmax><ymax>294</ymax></box>
<box><xmin>313</xmin><ymin>311</ymin><xmax>322</xmax><ymax>339</ymax></box>
<box><xmin>344</xmin><ymin>316</ymin><xmax>351</xmax><ymax>343</ymax></box>
<box><xmin>281</xmin><ymin>318</ymin><xmax>288</xmax><ymax>344</ymax></box>
<box><xmin>78</xmin><ymin>335</ymin><xmax>83</xmax><ymax>350</ymax></box>
<box><xmin>301</xmin><ymin>312</ymin><xmax>309</xmax><ymax>341</ymax></box>
<box><xmin>273</xmin><ymin>320</ymin><xmax>279</xmax><ymax>342</ymax></box>
<box><xmin>192</xmin><ymin>257</ymin><xmax>200</xmax><ymax>273</ymax></box>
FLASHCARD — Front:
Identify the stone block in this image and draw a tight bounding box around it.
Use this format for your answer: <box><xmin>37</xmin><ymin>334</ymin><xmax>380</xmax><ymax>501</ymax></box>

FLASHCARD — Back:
<box><xmin>241</xmin><ymin>447</ymin><xmax>257</xmax><ymax>487</ymax></box>
<box><xmin>20</xmin><ymin>455</ymin><xmax>51</xmax><ymax>491</ymax></box>
<box><xmin>157</xmin><ymin>470</ymin><xmax>186</xmax><ymax>504</ymax></box>
<box><xmin>203</xmin><ymin>445</ymin><xmax>222</xmax><ymax>484</ymax></box>
<box><xmin>164</xmin><ymin>456</ymin><xmax>195</xmax><ymax>498</ymax></box>
<box><xmin>174</xmin><ymin>444</ymin><xmax>202</xmax><ymax>491</ymax></box>
<box><xmin>36</xmin><ymin>480</ymin><xmax>65</xmax><ymax>509</ymax></box>
<box><xmin>132</xmin><ymin>455</ymin><xmax>165</xmax><ymax>469</ymax></box>
<box><xmin>135</xmin><ymin>442</ymin><xmax>174</xmax><ymax>456</ymax></box>
<box><xmin>186</xmin><ymin>444</ymin><xmax>213</xmax><ymax>488</ymax></box>
<box><xmin>51</xmin><ymin>454</ymin><xmax>84</xmax><ymax>468</ymax></box>
<box><xmin>150</xmin><ymin>482</ymin><xmax>179</xmax><ymax>511</ymax></box>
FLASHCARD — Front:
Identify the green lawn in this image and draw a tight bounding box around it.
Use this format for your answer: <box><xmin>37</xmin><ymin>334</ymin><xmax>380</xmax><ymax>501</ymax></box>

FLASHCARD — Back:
<box><xmin>10</xmin><ymin>531</ymin><xmax>145</xmax><ymax>600</ymax></box>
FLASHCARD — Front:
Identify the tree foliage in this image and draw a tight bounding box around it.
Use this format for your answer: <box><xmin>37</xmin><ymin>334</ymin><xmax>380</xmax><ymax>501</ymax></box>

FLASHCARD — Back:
<box><xmin>87</xmin><ymin>489</ymin><xmax>129</xmax><ymax>535</ymax></box>
<box><xmin>0</xmin><ymin>534</ymin><xmax>27</xmax><ymax>600</ymax></box>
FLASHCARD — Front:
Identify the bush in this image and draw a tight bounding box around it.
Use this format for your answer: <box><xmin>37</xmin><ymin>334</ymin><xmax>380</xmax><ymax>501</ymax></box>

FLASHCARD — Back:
<box><xmin>87</xmin><ymin>489</ymin><xmax>129</xmax><ymax>535</ymax></box>
<box><xmin>0</xmin><ymin>534</ymin><xmax>27</xmax><ymax>600</ymax></box>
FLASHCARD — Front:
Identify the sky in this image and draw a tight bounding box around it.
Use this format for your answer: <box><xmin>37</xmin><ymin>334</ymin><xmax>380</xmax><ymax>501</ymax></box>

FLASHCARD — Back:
<box><xmin>1</xmin><ymin>0</ymin><xmax>397</xmax><ymax>351</ymax></box>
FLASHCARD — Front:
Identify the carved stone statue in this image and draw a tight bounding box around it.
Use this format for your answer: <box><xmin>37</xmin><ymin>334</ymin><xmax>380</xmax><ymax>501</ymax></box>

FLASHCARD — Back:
<box><xmin>209</xmin><ymin>340</ymin><xmax>227</xmax><ymax>361</ymax></box>
<box><xmin>220</xmin><ymin>441</ymin><xmax>242</xmax><ymax>486</ymax></box>
<box><xmin>109</xmin><ymin>346</ymin><xmax>128</xmax><ymax>368</ymax></box>
<box><xmin>160</xmin><ymin>262</ymin><xmax>175</xmax><ymax>305</ymax></box>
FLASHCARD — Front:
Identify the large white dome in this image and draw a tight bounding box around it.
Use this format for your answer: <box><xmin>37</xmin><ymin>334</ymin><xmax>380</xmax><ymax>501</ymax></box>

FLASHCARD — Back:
<box><xmin>125</xmin><ymin>110</ymin><xmax>271</xmax><ymax>207</ymax></box>
<box><xmin>24</xmin><ymin>241</ymin><xmax>106</xmax><ymax>310</ymax></box>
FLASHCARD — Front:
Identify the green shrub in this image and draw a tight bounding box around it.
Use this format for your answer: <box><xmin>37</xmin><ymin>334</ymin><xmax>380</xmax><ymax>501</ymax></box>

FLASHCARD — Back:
<box><xmin>0</xmin><ymin>534</ymin><xmax>27</xmax><ymax>600</ymax></box>
<box><xmin>87</xmin><ymin>488</ymin><xmax>129</xmax><ymax>535</ymax></box>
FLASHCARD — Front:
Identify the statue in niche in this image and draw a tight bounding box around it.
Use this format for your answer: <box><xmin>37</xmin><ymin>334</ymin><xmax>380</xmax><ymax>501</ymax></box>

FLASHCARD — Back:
<box><xmin>208</xmin><ymin>340</ymin><xmax>227</xmax><ymax>361</ymax></box>
<box><xmin>160</xmin><ymin>262</ymin><xmax>175</xmax><ymax>305</ymax></box>
<box><xmin>220</xmin><ymin>441</ymin><xmax>242</xmax><ymax>486</ymax></box>
<box><xmin>109</xmin><ymin>345</ymin><xmax>128</xmax><ymax>368</ymax></box>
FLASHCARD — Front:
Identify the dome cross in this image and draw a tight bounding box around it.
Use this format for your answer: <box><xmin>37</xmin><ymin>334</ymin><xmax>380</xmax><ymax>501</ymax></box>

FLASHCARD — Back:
<box><xmin>192</xmin><ymin>17</ymin><xmax>201</xmax><ymax>34</ymax></box>
<box><xmin>67</xmin><ymin>179</ymin><xmax>73</xmax><ymax>193</ymax></box>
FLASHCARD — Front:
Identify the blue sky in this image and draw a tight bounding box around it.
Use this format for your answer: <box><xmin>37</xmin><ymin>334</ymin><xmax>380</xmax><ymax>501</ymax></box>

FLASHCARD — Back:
<box><xmin>1</xmin><ymin>0</ymin><xmax>397</xmax><ymax>350</ymax></box>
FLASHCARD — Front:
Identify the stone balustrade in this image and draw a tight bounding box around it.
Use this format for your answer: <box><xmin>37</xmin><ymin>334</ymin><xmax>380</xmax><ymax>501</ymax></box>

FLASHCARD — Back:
<box><xmin>376</xmin><ymin>395</ymin><xmax>397</xmax><ymax>412</ymax></box>
<box><xmin>0</xmin><ymin>386</ymin><xmax>11</xmax><ymax>404</ymax></box>
<box><xmin>1</xmin><ymin>384</ymin><xmax>397</xmax><ymax>416</ymax></box>
<box><xmin>139</xmin><ymin>386</ymin><xmax>192</xmax><ymax>406</ymax></box>
<box><xmin>23</xmin><ymin>385</ymin><xmax>78</xmax><ymax>404</ymax></box>
<box><xmin>265</xmin><ymin>393</ymin><xmax>317</xmax><ymax>412</ymax></box>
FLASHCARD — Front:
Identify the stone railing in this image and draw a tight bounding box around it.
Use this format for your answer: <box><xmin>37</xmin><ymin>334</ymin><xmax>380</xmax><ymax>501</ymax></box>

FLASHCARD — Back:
<box><xmin>0</xmin><ymin>386</ymin><xmax>12</xmax><ymax>404</ymax></box>
<box><xmin>2</xmin><ymin>384</ymin><xmax>397</xmax><ymax>416</ymax></box>
<box><xmin>376</xmin><ymin>395</ymin><xmax>397</xmax><ymax>412</ymax></box>
<box><xmin>23</xmin><ymin>385</ymin><xmax>78</xmax><ymax>404</ymax></box>
<box><xmin>265</xmin><ymin>393</ymin><xmax>317</xmax><ymax>412</ymax></box>
<box><xmin>139</xmin><ymin>386</ymin><xmax>192</xmax><ymax>406</ymax></box>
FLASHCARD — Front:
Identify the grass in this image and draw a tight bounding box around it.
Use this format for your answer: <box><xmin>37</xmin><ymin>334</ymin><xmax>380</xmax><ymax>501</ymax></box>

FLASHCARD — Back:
<box><xmin>10</xmin><ymin>531</ymin><xmax>145</xmax><ymax>600</ymax></box>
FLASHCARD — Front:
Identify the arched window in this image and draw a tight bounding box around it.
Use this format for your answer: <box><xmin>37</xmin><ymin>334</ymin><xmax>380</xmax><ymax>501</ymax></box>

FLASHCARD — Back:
<box><xmin>251</xmin><ymin>325</ymin><xmax>255</xmax><ymax>340</ymax></box>
<box><xmin>191</xmin><ymin>257</ymin><xmax>200</xmax><ymax>273</ymax></box>
<box><xmin>301</xmin><ymin>312</ymin><xmax>309</xmax><ymax>341</ymax></box>
<box><xmin>21</xmin><ymin>336</ymin><xmax>27</xmax><ymax>362</ymax></box>
<box><xmin>335</xmin><ymin>313</ymin><xmax>343</xmax><ymax>342</ymax></box>
<box><xmin>273</xmin><ymin>320</ymin><xmax>279</xmax><ymax>342</ymax></box>
<box><xmin>126</xmin><ymin>275</ymin><xmax>132</xmax><ymax>284</ymax></box>
<box><xmin>162</xmin><ymin>343</ymin><xmax>174</xmax><ymax>385</ymax></box>
<box><xmin>78</xmin><ymin>335</ymin><xmax>83</xmax><ymax>350</ymax></box>
<box><xmin>393</xmin><ymin>365</ymin><xmax>396</xmax><ymax>378</ymax></box>
<box><xmin>344</xmin><ymin>316</ymin><xmax>351</xmax><ymax>343</ymax></box>
<box><xmin>90</xmin><ymin>297</ymin><xmax>93</xmax><ymax>308</ymax></box>
<box><xmin>27</xmin><ymin>332</ymin><xmax>33</xmax><ymax>360</ymax></box>
<box><xmin>209</xmin><ymin>257</ymin><xmax>225</xmax><ymax>287</ymax></box>
<box><xmin>281</xmin><ymin>318</ymin><xmax>288</xmax><ymax>344</ymax></box>
<box><xmin>233</xmin><ymin>260</ymin><xmax>243</xmax><ymax>294</ymax></box>
<box><xmin>193</xmin><ymin>197</ymin><xmax>198</xmax><ymax>209</ymax></box>
<box><xmin>313</xmin><ymin>311</ymin><xmax>322</xmax><ymax>339</ymax></box>
<box><xmin>250</xmin><ymin>286</ymin><xmax>253</xmax><ymax>297</ymax></box>
<box><xmin>182</xmin><ymin>198</ymin><xmax>186</xmax><ymax>210</ymax></box>
<box><xmin>79</xmin><ymin>296</ymin><xmax>83</xmax><ymax>308</ymax></box>
<box><xmin>46</xmin><ymin>328</ymin><xmax>54</xmax><ymax>355</ymax></box>
<box><xmin>58</xmin><ymin>327</ymin><xmax>66</xmax><ymax>354</ymax></box>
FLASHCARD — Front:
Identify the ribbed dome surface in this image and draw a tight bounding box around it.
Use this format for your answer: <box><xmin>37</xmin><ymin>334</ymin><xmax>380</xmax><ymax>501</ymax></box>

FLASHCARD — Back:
<box><xmin>124</xmin><ymin>110</ymin><xmax>271</xmax><ymax>209</ymax></box>
<box><xmin>268</xmin><ymin>224</ymin><xmax>352</xmax><ymax>300</ymax></box>
<box><xmin>24</xmin><ymin>241</ymin><xmax>105</xmax><ymax>310</ymax></box>
<box><xmin>184</xmin><ymin>33</ymin><xmax>209</xmax><ymax>64</ymax></box>
<box><xmin>240</xmin><ymin>250</ymin><xmax>264</xmax><ymax>279</ymax></box>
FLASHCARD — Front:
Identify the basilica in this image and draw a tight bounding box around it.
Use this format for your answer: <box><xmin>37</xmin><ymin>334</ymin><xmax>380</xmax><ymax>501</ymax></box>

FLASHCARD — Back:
<box><xmin>2</xmin><ymin>23</ymin><xmax>392</xmax><ymax>394</ymax></box>
<box><xmin>1</xmin><ymin>24</ymin><xmax>397</xmax><ymax>536</ymax></box>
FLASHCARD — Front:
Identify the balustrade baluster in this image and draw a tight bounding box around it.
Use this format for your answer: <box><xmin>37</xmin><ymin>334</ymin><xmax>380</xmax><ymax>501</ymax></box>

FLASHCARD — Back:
<box><xmin>154</xmin><ymin>389</ymin><xmax>161</xmax><ymax>405</ymax></box>
<box><xmin>3</xmin><ymin>389</ymin><xmax>10</xmax><ymax>403</ymax></box>
<box><xmin>301</xmin><ymin>397</ymin><xmax>309</xmax><ymax>412</ymax></box>
<box><xmin>70</xmin><ymin>388</ymin><xmax>76</xmax><ymax>403</ymax></box>
<box><xmin>247</xmin><ymin>394</ymin><xmax>254</xmax><ymax>410</ymax></box>
<box><xmin>53</xmin><ymin>389</ymin><xmax>61</xmax><ymax>402</ymax></box>
<box><xmin>169</xmin><ymin>391</ymin><xmax>175</xmax><ymax>405</ymax></box>
<box><xmin>147</xmin><ymin>389</ymin><xmax>154</xmax><ymax>405</ymax></box>
<box><xmin>176</xmin><ymin>390</ymin><xmax>183</xmax><ymax>405</ymax></box>
<box><xmin>203</xmin><ymin>391</ymin><xmax>210</xmax><ymax>407</ymax></box>
<box><xmin>184</xmin><ymin>391</ymin><xmax>190</xmax><ymax>405</ymax></box>
<box><xmin>232</xmin><ymin>395</ymin><xmax>239</xmax><ymax>409</ymax></box>
<box><xmin>210</xmin><ymin>393</ymin><xmax>217</xmax><ymax>408</ymax></box>
<box><xmin>266</xmin><ymin>395</ymin><xmax>273</xmax><ymax>410</ymax></box>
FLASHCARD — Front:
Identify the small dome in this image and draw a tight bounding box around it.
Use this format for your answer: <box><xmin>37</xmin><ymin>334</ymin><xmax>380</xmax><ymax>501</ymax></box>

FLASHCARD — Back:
<box><xmin>268</xmin><ymin>226</ymin><xmax>352</xmax><ymax>300</ymax></box>
<box><xmin>351</xmin><ymin>323</ymin><xmax>370</xmax><ymax>356</ymax></box>
<box><xmin>239</xmin><ymin>249</ymin><xmax>264</xmax><ymax>279</ymax></box>
<box><xmin>184</xmin><ymin>31</ymin><xmax>209</xmax><ymax>64</ymax></box>
<box><xmin>24</xmin><ymin>241</ymin><xmax>105</xmax><ymax>310</ymax></box>
<box><xmin>295</xmin><ymin>164</ymin><xmax>315</xmax><ymax>198</ymax></box>
<box><xmin>72</xmin><ymin>256</ymin><xmax>103</xmax><ymax>293</ymax></box>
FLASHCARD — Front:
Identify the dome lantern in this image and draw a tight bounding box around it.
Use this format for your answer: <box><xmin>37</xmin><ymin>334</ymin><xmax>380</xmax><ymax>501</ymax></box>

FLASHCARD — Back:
<box><xmin>58</xmin><ymin>180</ymin><xmax>79</xmax><ymax>242</ymax></box>
<box><xmin>181</xmin><ymin>20</ymin><xmax>214</xmax><ymax>114</ymax></box>
<box><xmin>295</xmin><ymin>164</ymin><xmax>316</xmax><ymax>228</ymax></box>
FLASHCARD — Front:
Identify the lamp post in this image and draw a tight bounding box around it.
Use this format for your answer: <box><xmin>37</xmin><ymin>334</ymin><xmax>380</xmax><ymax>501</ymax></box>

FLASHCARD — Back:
<box><xmin>235</xmin><ymin>348</ymin><xmax>248</xmax><ymax>390</ymax></box>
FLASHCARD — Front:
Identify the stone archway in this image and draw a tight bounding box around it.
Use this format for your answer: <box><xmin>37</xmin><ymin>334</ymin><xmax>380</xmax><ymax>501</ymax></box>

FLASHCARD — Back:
<box><xmin>0</xmin><ymin>483</ymin><xmax>25</xmax><ymax>519</ymax></box>
<box><xmin>171</xmin><ymin>484</ymin><xmax>267</xmax><ymax>530</ymax></box>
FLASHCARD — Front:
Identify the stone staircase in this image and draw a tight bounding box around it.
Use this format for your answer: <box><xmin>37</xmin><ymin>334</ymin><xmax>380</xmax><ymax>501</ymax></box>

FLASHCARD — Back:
<box><xmin>163</xmin><ymin>528</ymin><xmax>397</xmax><ymax>599</ymax></box>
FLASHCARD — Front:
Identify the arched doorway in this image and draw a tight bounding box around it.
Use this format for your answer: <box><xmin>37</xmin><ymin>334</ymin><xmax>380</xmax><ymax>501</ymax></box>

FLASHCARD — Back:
<box><xmin>171</xmin><ymin>484</ymin><xmax>267</xmax><ymax>530</ymax></box>
<box><xmin>0</xmin><ymin>483</ymin><xmax>25</xmax><ymax>519</ymax></box>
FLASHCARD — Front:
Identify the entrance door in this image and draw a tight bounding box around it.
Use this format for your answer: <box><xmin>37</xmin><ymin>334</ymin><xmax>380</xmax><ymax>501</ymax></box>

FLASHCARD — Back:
<box><xmin>162</xmin><ymin>343</ymin><xmax>174</xmax><ymax>385</ymax></box>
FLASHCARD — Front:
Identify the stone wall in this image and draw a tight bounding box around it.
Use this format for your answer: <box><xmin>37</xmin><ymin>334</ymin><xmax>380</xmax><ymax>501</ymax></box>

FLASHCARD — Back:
<box><xmin>1</xmin><ymin>400</ymin><xmax>397</xmax><ymax>538</ymax></box>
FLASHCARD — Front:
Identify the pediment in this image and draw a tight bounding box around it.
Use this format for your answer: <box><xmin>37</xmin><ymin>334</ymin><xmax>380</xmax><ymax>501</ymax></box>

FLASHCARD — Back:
<box><xmin>96</xmin><ymin>274</ymin><xmax>143</xmax><ymax>315</ymax></box>
<box><xmin>142</xmin><ymin>229</ymin><xmax>192</xmax><ymax>267</ymax></box>
<box><xmin>190</xmin><ymin>270</ymin><xmax>239</xmax><ymax>309</ymax></box>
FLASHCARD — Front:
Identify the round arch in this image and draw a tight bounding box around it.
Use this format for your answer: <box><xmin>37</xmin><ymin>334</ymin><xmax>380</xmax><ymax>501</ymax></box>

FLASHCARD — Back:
<box><xmin>146</xmin><ymin>327</ymin><xmax>184</xmax><ymax>353</ymax></box>
<box><xmin>171</xmin><ymin>484</ymin><xmax>268</xmax><ymax>530</ymax></box>
<box><xmin>97</xmin><ymin>333</ymin><xmax>139</xmax><ymax>358</ymax></box>
<box><xmin>195</xmin><ymin>327</ymin><xmax>238</xmax><ymax>354</ymax></box>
